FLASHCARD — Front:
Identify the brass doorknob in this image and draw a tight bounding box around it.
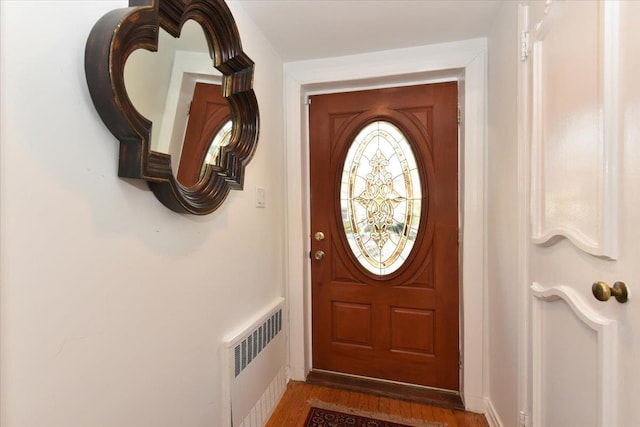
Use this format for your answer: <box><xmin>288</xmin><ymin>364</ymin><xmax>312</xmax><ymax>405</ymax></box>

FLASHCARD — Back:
<box><xmin>314</xmin><ymin>250</ymin><xmax>326</xmax><ymax>261</ymax></box>
<box><xmin>592</xmin><ymin>281</ymin><xmax>628</xmax><ymax>303</ymax></box>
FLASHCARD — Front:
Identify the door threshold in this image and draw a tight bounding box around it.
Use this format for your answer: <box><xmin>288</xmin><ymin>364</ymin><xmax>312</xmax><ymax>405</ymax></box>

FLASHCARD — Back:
<box><xmin>306</xmin><ymin>370</ymin><xmax>464</xmax><ymax>410</ymax></box>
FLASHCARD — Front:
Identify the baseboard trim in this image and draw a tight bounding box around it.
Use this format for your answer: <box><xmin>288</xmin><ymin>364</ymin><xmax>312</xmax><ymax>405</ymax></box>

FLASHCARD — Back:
<box><xmin>461</xmin><ymin>394</ymin><xmax>485</xmax><ymax>413</ymax></box>
<box><xmin>306</xmin><ymin>370</ymin><xmax>464</xmax><ymax>410</ymax></box>
<box><xmin>484</xmin><ymin>398</ymin><xmax>504</xmax><ymax>427</ymax></box>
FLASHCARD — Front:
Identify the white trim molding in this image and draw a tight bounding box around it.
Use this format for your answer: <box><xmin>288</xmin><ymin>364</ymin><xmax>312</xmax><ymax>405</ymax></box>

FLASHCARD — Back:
<box><xmin>517</xmin><ymin>4</ymin><xmax>533</xmax><ymax>427</ymax></box>
<box><xmin>530</xmin><ymin>282</ymin><xmax>618</xmax><ymax>427</ymax></box>
<box><xmin>484</xmin><ymin>397</ymin><xmax>504</xmax><ymax>427</ymax></box>
<box><xmin>529</xmin><ymin>0</ymin><xmax>619</xmax><ymax>259</ymax></box>
<box><xmin>283</xmin><ymin>38</ymin><xmax>488</xmax><ymax>412</ymax></box>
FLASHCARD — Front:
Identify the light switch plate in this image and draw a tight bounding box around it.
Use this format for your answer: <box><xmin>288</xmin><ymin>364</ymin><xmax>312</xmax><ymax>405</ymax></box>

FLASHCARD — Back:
<box><xmin>256</xmin><ymin>187</ymin><xmax>266</xmax><ymax>208</ymax></box>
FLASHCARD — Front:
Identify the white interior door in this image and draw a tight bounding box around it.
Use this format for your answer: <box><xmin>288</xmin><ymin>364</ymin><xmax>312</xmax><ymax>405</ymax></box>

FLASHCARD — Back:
<box><xmin>523</xmin><ymin>1</ymin><xmax>640</xmax><ymax>426</ymax></box>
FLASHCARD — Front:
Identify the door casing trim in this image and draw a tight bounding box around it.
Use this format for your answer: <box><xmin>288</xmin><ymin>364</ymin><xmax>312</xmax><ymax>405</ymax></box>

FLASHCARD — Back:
<box><xmin>283</xmin><ymin>38</ymin><xmax>488</xmax><ymax>412</ymax></box>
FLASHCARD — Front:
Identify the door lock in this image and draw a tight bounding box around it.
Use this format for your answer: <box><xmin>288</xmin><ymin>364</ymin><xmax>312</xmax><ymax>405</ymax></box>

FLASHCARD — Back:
<box><xmin>314</xmin><ymin>250</ymin><xmax>326</xmax><ymax>261</ymax></box>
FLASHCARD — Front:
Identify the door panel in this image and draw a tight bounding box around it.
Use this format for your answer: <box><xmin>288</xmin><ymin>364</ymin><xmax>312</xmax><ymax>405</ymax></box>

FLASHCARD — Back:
<box><xmin>309</xmin><ymin>83</ymin><xmax>459</xmax><ymax>390</ymax></box>
<box><xmin>529</xmin><ymin>0</ymin><xmax>617</xmax><ymax>258</ymax></box>
<box><xmin>531</xmin><ymin>284</ymin><xmax>613</xmax><ymax>427</ymax></box>
<box><xmin>177</xmin><ymin>82</ymin><xmax>230</xmax><ymax>187</ymax></box>
<box><xmin>539</xmin><ymin>301</ymin><xmax>597</xmax><ymax>427</ymax></box>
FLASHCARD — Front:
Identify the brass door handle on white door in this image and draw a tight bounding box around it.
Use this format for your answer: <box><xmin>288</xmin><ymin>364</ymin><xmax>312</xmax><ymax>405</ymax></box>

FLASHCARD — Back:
<box><xmin>592</xmin><ymin>281</ymin><xmax>629</xmax><ymax>303</ymax></box>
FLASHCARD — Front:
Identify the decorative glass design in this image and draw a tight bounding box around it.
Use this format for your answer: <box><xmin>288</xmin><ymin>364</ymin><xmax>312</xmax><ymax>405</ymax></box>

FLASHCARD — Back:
<box><xmin>203</xmin><ymin>120</ymin><xmax>233</xmax><ymax>173</ymax></box>
<box><xmin>340</xmin><ymin>121</ymin><xmax>422</xmax><ymax>276</ymax></box>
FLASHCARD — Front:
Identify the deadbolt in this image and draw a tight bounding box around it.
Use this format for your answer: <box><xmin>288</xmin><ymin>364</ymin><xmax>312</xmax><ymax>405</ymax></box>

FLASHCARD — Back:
<box><xmin>314</xmin><ymin>231</ymin><xmax>325</xmax><ymax>241</ymax></box>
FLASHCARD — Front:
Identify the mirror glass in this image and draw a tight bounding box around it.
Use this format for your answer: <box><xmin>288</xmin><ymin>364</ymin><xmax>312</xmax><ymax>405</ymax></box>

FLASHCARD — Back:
<box><xmin>124</xmin><ymin>20</ymin><xmax>231</xmax><ymax>187</ymax></box>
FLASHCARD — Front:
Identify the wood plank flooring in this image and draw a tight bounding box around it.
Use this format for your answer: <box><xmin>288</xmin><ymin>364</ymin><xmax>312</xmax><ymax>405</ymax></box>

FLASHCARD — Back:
<box><xmin>265</xmin><ymin>381</ymin><xmax>489</xmax><ymax>427</ymax></box>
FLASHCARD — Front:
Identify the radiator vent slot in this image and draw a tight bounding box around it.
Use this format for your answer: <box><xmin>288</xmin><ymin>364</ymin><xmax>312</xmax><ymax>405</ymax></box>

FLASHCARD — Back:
<box><xmin>234</xmin><ymin>308</ymin><xmax>282</xmax><ymax>377</ymax></box>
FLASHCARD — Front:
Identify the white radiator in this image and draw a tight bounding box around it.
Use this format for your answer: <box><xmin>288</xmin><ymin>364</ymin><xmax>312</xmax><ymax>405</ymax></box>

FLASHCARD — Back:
<box><xmin>222</xmin><ymin>298</ymin><xmax>287</xmax><ymax>427</ymax></box>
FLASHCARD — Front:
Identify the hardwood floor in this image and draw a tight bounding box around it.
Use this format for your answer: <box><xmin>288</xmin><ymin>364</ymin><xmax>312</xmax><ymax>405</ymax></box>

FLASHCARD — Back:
<box><xmin>265</xmin><ymin>381</ymin><xmax>489</xmax><ymax>427</ymax></box>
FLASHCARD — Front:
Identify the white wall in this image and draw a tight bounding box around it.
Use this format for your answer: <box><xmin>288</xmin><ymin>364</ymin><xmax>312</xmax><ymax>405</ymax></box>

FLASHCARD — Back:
<box><xmin>486</xmin><ymin>2</ymin><xmax>520</xmax><ymax>426</ymax></box>
<box><xmin>0</xmin><ymin>1</ymin><xmax>285</xmax><ymax>426</ymax></box>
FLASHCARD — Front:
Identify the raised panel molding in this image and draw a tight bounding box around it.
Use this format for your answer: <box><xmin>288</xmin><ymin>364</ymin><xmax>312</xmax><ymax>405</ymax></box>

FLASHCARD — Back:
<box><xmin>530</xmin><ymin>0</ymin><xmax>619</xmax><ymax>259</ymax></box>
<box><xmin>531</xmin><ymin>282</ymin><xmax>617</xmax><ymax>427</ymax></box>
<box><xmin>389</xmin><ymin>307</ymin><xmax>435</xmax><ymax>355</ymax></box>
<box><xmin>331</xmin><ymin>302</ymin><xmax>373</xmax><ymax>347</ymax></box>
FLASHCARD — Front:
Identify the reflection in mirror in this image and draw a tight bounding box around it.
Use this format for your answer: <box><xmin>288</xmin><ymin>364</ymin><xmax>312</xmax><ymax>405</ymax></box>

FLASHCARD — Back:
<box><xmin>202</xmin><ymin>119</ymin><xmax>233</xmax><ymax>171</ymax></box>
<box><xmin>177</xmin><ymin>82</ymin><xmax>231</xmax><ymax>186</ymax></box>
<box><xmin>124</xmin><ymin>20</ymin><xmax>231</xmax><ymax>187</ymax></box>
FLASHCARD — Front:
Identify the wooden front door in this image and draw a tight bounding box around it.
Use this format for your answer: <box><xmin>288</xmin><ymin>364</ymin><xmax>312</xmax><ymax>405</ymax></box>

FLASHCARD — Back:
<box><xmin>177</xmin><ymin>82</ymin><xmax>230</xmax><ymax>187</ymax></box>
<box><xmin>309</xmin><ymin>82</ymin><xmax>459</xmax><ymax>390</ymax></box>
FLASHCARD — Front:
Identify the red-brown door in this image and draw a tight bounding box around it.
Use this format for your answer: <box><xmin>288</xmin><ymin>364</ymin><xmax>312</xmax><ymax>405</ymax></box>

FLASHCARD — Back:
<box><xmin>309</xmin><ymin>82</ymin><xmax>459</xmax><ymax>390</ymax></box>
<box><xmin>177</xmin><ymin>82</ymin><xmax>230</xmax><ymax>187</ymax></box>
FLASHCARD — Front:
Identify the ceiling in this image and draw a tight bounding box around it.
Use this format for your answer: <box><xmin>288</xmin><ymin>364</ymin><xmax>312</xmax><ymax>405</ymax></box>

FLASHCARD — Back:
<box><xmin>232</xmin><ymin>0</ymin><xmax>503</xmax><ymax>62</ymax></box>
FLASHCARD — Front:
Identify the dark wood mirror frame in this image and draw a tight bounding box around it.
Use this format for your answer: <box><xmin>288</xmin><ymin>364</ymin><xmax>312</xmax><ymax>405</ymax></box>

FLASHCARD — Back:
<box><xmin>85</xmin><ymin>0</ymin><xmax>259</xmax><ymax>214</ymax></box>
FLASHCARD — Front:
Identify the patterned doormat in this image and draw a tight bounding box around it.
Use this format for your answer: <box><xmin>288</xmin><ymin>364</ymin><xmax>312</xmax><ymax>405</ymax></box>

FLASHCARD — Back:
<box><xmin>304</xmin><ymin>401</ymin><xmax>447</xmax><ymax>427</ymax></box>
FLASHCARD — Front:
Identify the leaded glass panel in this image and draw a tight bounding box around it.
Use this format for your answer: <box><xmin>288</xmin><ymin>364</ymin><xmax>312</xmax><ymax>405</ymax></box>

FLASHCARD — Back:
<box><xmin>340</xmin><ymin>121</ymin><xmax>422</xmax><ymax>276</ymax></box>
<box><xmin>205</xmin><ymin>120</ymin><xmax>233</xmax><ymax>166</ymax></box>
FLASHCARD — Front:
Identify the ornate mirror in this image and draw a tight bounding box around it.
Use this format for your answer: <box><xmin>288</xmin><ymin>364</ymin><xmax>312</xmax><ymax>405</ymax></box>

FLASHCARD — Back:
<box><xmin>85</xmin><ymin>0</ymin><xmax>259</xmax><ymax>214</ymax></box>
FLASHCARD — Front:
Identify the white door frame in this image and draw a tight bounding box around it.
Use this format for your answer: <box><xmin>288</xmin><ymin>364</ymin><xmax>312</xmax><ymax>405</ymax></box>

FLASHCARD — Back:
<box><xmin>283</xmin><ymin>38</ymin><xmax>488</xmax><ymax>412</ymax></box>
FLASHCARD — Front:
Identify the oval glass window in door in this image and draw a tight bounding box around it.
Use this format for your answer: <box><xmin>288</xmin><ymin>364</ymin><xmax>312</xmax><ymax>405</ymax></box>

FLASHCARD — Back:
<box><xmin>205</xmin><ymin>119</ymin><xmax>233</xmax><ymax>166</ymax></box>
<box><xmin>340</xmin><ymin>121</ymin><xmax>422</xmax><ymax>276</ymax></box>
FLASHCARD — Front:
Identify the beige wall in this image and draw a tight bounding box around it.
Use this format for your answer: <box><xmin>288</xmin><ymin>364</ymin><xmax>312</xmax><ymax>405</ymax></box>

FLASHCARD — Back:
<box><xmin>487</xmin><ymin>2</ymin><xmax>520</xmax><ymax>426</ymax></box>
<box><xmin>0</xmin><ymin>1</ymin><xmax>285</xmax><ymax>426</ymax></box>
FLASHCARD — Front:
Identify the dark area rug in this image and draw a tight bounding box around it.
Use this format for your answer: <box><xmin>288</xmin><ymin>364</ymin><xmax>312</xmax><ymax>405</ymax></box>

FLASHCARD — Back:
<box><xmin>304</xmin><ymin>402</ymin><xmax>447</xmax><ymax>427</ymax></box>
